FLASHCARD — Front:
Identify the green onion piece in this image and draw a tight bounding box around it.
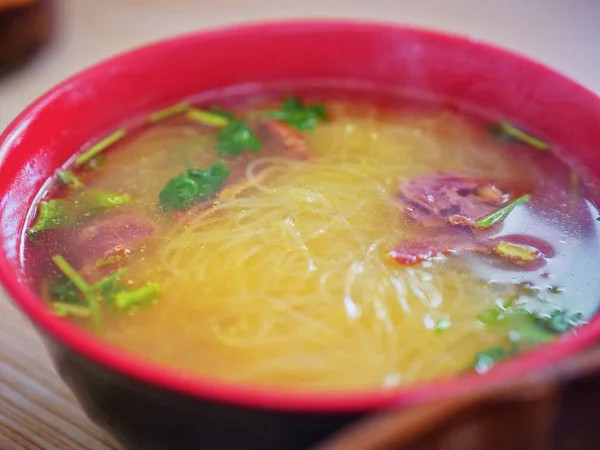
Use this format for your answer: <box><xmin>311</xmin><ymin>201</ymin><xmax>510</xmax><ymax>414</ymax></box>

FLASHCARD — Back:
<box><xmin>208</xmin><ymin>107</ymin><xmax>235</xmax><ymax>121</ymax></box>
<box><xmin>186</xmin><ymin>108</ymin><xmax>230</xmax><ymax>127</ymax></box>
<box><xmin>147</xmin><ymin>102</ymin><xmax>190</xmax><ymax>123</ymax></box>
<box><xmin>434</xmin><ymin>318</ymin><xmax>451</xmax><ymax>333</ymax></box>
<box><xmin>91</xmin><ymin>268</ymin><xmax>128</xmax><ymax>291</ymax></box>
<box><xmin>53</xmin><ymin>302</ymin><xmax>92</xmax><ymax>318</ymax></box>
<box><xmin>114</xmin><ymin>283</ymin><xmax>161</xmax><ymax>311</ymax></box>
<box><xmin>28</xmin><ymin>200</ymin><xmax>69</xmax><ymax>235</ymax></box>
<box><xmin>75</xmin><ymin>129</ymin><xmax>126</xmax><ymax>167</ymax></box>
<box><xmin>51</xmin><ymin>255</ymin><xmax>101</xmax><ymax>332</ymax></box>
<box><xmin>73</xmin><ymin>189</ymin><xmax>131</xmax><ymax>212</ymax></box>
<box><xmin>492</xmin><ymin>122</ymin><xmax>549</xmax><ymax>151</ymax></box>
<box><xmin>473</xmin><ymin>345</ymin><xmax>518</xmax><ymax>374</ymax></box>
<box><xmin>476</xmin><ymin>194</ymin><xmax>531</xmax><ymax>229</ymax></box>
<box><xmin>56</xmin><ymin>170</ymin><xmax>83</xmax><ymax>189</ymax></box>
<box><xmin>494</xmin><ymin>241</ymin><xmax>539</xmax><ymax>262</ymax></box>
<box><xmin>476</xmin><ymin>307</ymin><xmax>501</xmax><ymax>325</ymax></box>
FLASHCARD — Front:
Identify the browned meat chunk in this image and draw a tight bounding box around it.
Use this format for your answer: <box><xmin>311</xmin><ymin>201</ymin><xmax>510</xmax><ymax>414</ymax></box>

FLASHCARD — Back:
<box><xmin>398</xmin><ymin>173</ymin><xmax>508</xmax><ymax>228</ymax></box>
<box><xmin>73</xmin><ymin>212</ymin><xmax>154</xmax><ymax>277</ymax></box>
<box><xmin>389</xmin><ymin>230</ymin><xmax>486</xmax><ymax>265</ymax></box>
<box><xmin>254</xmin><ymin>118</ymin><xmax>310</xmax><ymax>160</ymax></box>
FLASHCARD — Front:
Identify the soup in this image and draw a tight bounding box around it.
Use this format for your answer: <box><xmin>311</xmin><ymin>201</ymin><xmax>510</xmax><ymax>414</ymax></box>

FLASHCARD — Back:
<box><xmin>23</xmin><ymin>84</ymin><xmax>600</xmax><ymax>391</ymax></box>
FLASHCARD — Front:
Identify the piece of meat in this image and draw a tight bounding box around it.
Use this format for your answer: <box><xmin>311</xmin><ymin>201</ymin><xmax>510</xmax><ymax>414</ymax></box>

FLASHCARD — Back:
<box><xmin>398</xmin><ymin>173</ymin><xmax>509</xmax><ymax>228</ymax></box>
<box><xmin>389</xmin><ymin>230</ymin><xmax>486</xmax><ymax>265</ymax></box>
<box><xmin>254</xmin><ymin>118</ymin><xmax>310</xmax><ymax>160</ymax></box>
<box><xmin>389</xmin><ymin>231</ymin><xmax>552</xmax><ymax>269</ymax></box>
<box><xmin>72</xmin><ymin>212</ymin><xmax>155</xmax><ymax>279</ymax></box>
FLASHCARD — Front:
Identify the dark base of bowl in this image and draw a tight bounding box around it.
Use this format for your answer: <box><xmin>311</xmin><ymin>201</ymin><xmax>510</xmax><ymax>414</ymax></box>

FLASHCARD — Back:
<box><xmin>43</xmin><ymin>332</ymin><xmax>362</xmax><ymax>450</ymax></box>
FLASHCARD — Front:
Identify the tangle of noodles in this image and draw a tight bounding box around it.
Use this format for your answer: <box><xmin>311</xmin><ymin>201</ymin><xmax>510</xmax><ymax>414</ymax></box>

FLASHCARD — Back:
<box><xmin>51</xmin><ymin>100</ymin><xmax>546</xmax><ymax>390</ymax></box>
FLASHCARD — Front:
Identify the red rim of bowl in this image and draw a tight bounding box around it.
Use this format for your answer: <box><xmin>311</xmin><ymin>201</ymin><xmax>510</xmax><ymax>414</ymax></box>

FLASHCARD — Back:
<box><xmin>1</xmin><ymin>20</ymin><xmax>600</xmax><ymax>413</ymax></box>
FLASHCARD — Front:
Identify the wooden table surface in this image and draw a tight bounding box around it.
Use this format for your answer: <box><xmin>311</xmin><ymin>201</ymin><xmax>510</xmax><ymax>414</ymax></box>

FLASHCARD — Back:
<box><xmin>1</xmin><ymin>1</ymin><xmax>599</xmax><ymax>449</ymax></box>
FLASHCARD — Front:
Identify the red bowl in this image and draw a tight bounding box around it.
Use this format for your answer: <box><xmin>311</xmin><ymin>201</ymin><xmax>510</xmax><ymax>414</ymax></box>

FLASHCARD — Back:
<box><xmin>2</xmin><ymin>21</ymin><xmax>600</xmax><ymax>450</ymax></box>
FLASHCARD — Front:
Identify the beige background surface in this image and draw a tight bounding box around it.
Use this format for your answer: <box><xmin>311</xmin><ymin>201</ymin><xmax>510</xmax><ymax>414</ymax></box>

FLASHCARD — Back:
<box><xmin>1</xmin><ymin>1</ymin><xmax>599</xmax><ymax>449</ymax></box>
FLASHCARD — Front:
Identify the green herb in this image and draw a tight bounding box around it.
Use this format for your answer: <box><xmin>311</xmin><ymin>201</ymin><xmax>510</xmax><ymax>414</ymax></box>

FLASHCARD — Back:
<box><xmin>477</xmin><ymin>303</ymin><xmax>582</xmax><ymax>344</ymax></box>
<box><xmin>434</xmin><ymin>318</ymin><xmax>451</xmax><ymax>333</ymax></box>
<box><xmin>494</xmin><ymin>241</ymin><xmax>539</xmax><ymax>262</ymax></box>
<box><xmin>75</xmin><ymin>129</ymin><xmax>126</xmax><ymax>167</ymax></box>
<box><xmin>476</xmin><ymin>194</ymin><xmax>531</xmax><ymax>229</ymax></box>
<box><xmin>52</xmin><ymin>255</ymin><xmax>101</xmax><ymax>332</ymax></box>
<box><xmin>73</xmin><ymin>189</ymin><xmax>131</xmax><ymax>212</ymax></box>
<box><xmin>114</xmin><ymin>283</ymin><xmax>161</xmax><ymax>311</ymax></box>
<box><xmin>147</xmin><ymin>102</ymin><xmax>190</xmax><ymax>123</ymax></box>
<box><xmin>50</xmin><ymin>278</ymin><xmax>84</xmax><ymax>305</ymax></box>
<box><xmin>489</xmin><ymin>122</ymin><xmax>549</xmax><ymax>151</ymax></box>
<box><xmin>186</xmin><ymin>108</ymin><xmax>230</xmax><ymax>127</ymax></box>
<box><xmin>158</xmin><ymin>162</ymin><xmax>230</xmax><ymax>211</ymax></box>
<box><xmin>91</xmin><ymin>268</ymin><xmax>127</xmax><ymax>291</ymax></box>
<box><xmin>28</xmin><ymin>200</ymin><xmax>69</xmax><ymax>235</ymax></box>
<box><xmin>263</xmin><ymin>97</ymin><xmax>327</xmax><ymax>131</ymax></box>
<box><xmin>535</xmin><ymin>310</ymin><xmax>585</xmax><ymax>334</ymax></box>
<box><xmin>208</xmin><ymin>107</ymin><xmax>235</xmax><ymax>121</ymax></box>
<box><xmin>52</xmin><ymin>302</ymin><xmax>92</xmax><ymax>318</ymax></box>
<box><xmin>56</xmin><ymin>170</ymin><xmax>83</xmax><ymax>190</ymax></box>
<box><xmin>90</xmin><ymin>268</ymin><xmax>128</xmax><ymax>305</ymax></box>
<box><xmin>215</xmin><ymin>120</ymin><xmax>262</xmax><ymax>157</ymax></box>
<box><xmin>473</xmin><ymin>345</ymin><xmax>518</xmax><ymax>374</ymax></box>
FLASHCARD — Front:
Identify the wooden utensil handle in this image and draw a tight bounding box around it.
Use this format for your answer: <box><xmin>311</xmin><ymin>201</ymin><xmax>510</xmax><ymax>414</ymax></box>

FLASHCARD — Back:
<box><xmin>316</xmin><ymin>346</ymin><xmax>600</xmax><ymax>450</ymax></box>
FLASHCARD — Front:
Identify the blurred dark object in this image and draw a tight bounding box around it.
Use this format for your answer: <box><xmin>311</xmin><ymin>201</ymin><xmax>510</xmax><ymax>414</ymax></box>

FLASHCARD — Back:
<box><xmin>0</xmin><ymin>0</ymin><xmax>53</xmax><ymax>75</ymax></box>
<box><xmin>316</xmin><ymin>346</ymin><xmax>600</xmax><ymax>450</ymax></box>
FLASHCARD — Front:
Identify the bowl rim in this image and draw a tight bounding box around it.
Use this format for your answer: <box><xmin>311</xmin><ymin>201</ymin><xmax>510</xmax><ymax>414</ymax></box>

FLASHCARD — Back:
<box><xmin>2</xmin><ymin>19</ymin><xmax>600</xmax><ymax>413</ymax></box>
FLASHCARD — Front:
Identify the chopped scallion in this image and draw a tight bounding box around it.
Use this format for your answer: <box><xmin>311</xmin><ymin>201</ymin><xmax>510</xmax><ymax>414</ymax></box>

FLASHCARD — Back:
<box><xmin>75</xmin><ymin>129</ymin><xmax>126</xmax><ymax>167</ymax></box>
<box><xmin>51</xmin><ymin>255</ymin><xmax>101</xmax><ymax>332</ymax></box>
<box><xmin>114</xmin><ymin>283</ymin><xmax>161</xmax><ymax>311</ymax></box>
<box><xmin>147</xmin><ymin>102</ymin><xmax>190</xmax><ymax>123</ymax></box>
<box><xmin>476</xmin><ymin>194</ymin><xmax>531</xmax><ymax>228</ymax></box>
<box><xmin>186</xmin><ymin>108</ymin><xmax>230</xmax><ymax>127</ymax></box>
<box><xmin>490</xmin><ymin>122</ymin><xmax>549</xmax><ymax>151</ymax></box>
<box><xmin>53</xmin><ymin>302</ymin><xmax>92</xmax><ymax>318</ymax></box>
<box><xmin>494</xmin><ymin>241</ymin><xmax>539</xmax><ymax>262</ymax></box>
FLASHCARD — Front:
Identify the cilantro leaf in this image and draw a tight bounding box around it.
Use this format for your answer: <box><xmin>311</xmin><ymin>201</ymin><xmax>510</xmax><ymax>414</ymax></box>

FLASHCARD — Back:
<box><xmin>50</xmin><ymin>277</ymin><xmax>85</xmax><ymax>305</ymax></box>
<box><xmin>158</xmin><ymin>162</ymin><xmax>230</xmax><ymax>211</ymax></box>
<box><xmin>28</xmin><ymin>200</ymin><xmax>69</xmax><ymax>235</ymax></box>
<box><xmin>215</xmin><ymin>120</ymin><xmax>262</xmax><ymax>157</ymax></box>
<box><xmin>263</xmin><ymin>97</ymin><xmax>328</xmax><ymax>131</ymax></box>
